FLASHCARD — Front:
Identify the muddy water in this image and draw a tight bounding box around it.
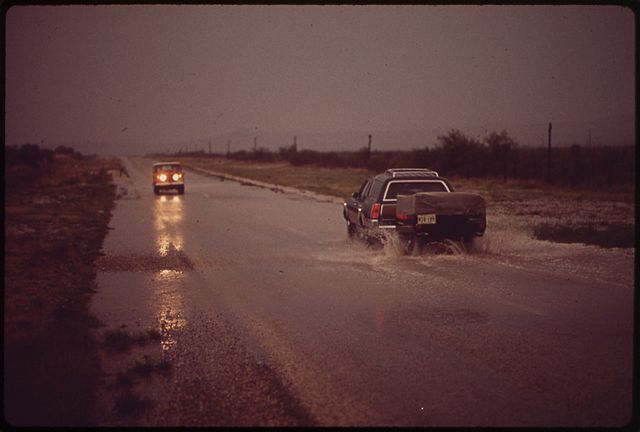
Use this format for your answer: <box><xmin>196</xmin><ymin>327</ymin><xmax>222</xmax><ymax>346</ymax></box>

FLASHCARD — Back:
<box><xmin>91</xmin><ymin>157</ymin><xmax>634</xmax><ymax>427</ymax></box>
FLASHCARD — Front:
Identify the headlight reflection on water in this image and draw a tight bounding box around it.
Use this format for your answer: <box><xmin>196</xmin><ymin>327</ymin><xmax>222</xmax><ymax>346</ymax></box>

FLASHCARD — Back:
<box><xmin>153</xmin><ymin>194</ymin><xmax>187</xmax><ymax>351</ymax></box>
<box><xmin>154</xmin><ymin>195</ymin><xmax>184</xmax><ymax>256</ymax></box>
<box><xmin>154</xmin><ymin>269</ymin><xmax>188</xmax><ymax>352</ymax></box>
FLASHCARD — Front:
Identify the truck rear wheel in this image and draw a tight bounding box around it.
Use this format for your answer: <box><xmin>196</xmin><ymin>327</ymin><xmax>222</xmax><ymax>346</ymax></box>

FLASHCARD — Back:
<box><xmin>357</xmin><ymin>215</ymin><xmax>370</xmax><ymax>243</ymax></box>
<box><xmin>462</xmin><ymin>235</ymin><xmax>476</xmax><ymax>253</ymax></box>
<box><xmin>402</xmin><ymin>235</ymin><xmax>416</xmax><ymax>255</ymax></box>
<box><xmin>153</xmin><ymin>186</ymin><xmax>160</xmax><ymax>195</ymax></box>
<box><xmin>178</xmin><ymin>185</ymin><xmax>185</xmax><ymax>195</ymax></box>
<box><xmin>346</xmin><ymin>220</ymin><xmax>357</xmax><ymax>240</ymax></box>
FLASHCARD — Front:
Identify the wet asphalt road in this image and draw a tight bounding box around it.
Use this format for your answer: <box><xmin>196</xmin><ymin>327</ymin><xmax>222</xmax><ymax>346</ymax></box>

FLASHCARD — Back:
<box><xmin>92</xmin><ymin>157</ymin><xmax>634</xmax><ymax>427</ymax></box>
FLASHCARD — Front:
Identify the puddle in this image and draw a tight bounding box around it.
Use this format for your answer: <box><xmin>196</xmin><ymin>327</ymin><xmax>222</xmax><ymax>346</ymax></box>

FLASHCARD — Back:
<box><xmin>97</xmin><ymin>249</ymin><xmax>195</xmax><ymax>272</ymax></box>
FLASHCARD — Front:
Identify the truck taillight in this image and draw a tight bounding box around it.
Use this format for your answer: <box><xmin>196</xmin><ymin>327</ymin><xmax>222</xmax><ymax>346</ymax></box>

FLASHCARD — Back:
<box><xmin>370</xmin><ymin>203</ymin><xmax>381</xmax><ymax>219</ymax></box>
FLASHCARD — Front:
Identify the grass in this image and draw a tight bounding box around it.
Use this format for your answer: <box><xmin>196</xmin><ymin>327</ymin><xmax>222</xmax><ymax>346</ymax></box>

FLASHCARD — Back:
<box><xmin>449</xmin><ymin>175</ymin><xmax>635</xmax><ymax>204</ymax></box>
<box><xmin>4</xmin><ymin>155</ymin><xmax>118</xmax><ymax>425</ymax></box>
<box><xmin>177</xmin><ymin>156</ymin><xmax>370</xmax><ymax>198</ymax></box>
<box><xmin>115</xmin><ymin>371</ymin><xmax>135</xmax><ymax>389</ymax></box>
<box><xmin>176</xmin><ymin>156</ymin><xmax>634</xmax><ymax>202</ymax></box>
<box><xmin>102</xmin><ymin>328</ymin><xmax>165</xmax><ymax>354</ymax></box>
<box><xmin>108</xmin><ymin>351</ymin><xmax>173</xmax><ymax>421</ymax></box>
<box><xmin>130</xmin><ymin>358</ymin><xmax>156</xmax><ymax>377</ymax></box>
<box><xmin>173</xmin><ymin>156</ymin><xmax>635</xmax><ymax>249</ymax></box>
<box><xmin>103</xmin><ymin>329</ymin><xmax>136</xmax><ymax>353</ymax></box>
<box><xmin>114</xmin><ymin>391</ymin><xmax>154</xmax><ymax>418</ymax></box>
<box><xmin>112</xmin><ymin>356</ymin><xmax>173</xmax><ymax>390</ymax></box>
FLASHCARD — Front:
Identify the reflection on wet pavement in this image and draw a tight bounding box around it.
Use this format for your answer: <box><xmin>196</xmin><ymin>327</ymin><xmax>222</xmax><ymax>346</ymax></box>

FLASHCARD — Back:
<box><xmin>153</xmin><ymin>196</ymin><xmax>188</xmax><ymax>352</ymax></box>
<box><xmin>96</xmin><ymin>252</ymin><xmax>194</xmax><ymax>272</ymax></box>
<box><xmin>153</xmin><ymin>269</ymin><xmax>188</xmax><ymax>352</ymax></box>
<box><xmin>155</xmin><ymin>195</ymin><xmax>184</xmax><ymax>256</ymax></box>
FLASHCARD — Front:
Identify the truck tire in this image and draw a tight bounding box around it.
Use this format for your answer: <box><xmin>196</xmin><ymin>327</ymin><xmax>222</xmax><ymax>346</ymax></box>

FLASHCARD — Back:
<box><xmin>358</xmin><ymin>215</ymin><xmax>372</xmax><ymax>244</ymax></box>
<box><xmin>462</xmin><ymin>235</ymin><xmax>476</xmax><ymax>253</ymax></box>
<box><xmin>346</xmin><ymin>220</ymin><xmax>357</xmax><ymax>240</ymax></box>
<box><xmin>401</xmin><ymin>234</ymin><xmax>416</xmax><ymax>255</ymax></box>
<box><xmin>178</xmin><ymin>185</ymin><xmax>185</xmax><ymax>195</ymax></box>
<box><xmin>154</xmin><ymin>186</ymin><xmax>160</xmax><ymax>195</ymax></box>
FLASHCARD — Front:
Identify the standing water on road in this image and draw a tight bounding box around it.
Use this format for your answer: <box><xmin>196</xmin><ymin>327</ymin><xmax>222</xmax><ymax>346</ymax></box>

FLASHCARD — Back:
<box><xmin>91</xmin><ymin>157</ymin><xmax>634</xmax><ymax>427</ymax></box>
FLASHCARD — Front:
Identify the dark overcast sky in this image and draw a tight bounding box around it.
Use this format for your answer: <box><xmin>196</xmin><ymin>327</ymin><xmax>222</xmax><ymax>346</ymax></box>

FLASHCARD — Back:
<box><xmin>5</xmin><ymin>5</ymin><xmax>635</xmax><ymax>153</ymax></box>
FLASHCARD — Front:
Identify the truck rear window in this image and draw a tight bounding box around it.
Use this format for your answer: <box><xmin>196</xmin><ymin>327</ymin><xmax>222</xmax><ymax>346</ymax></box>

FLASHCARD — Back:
<box><xmin>383</xmin><ymin>180</ymin><xmax>449</xmax><ymax>200</ymax></box>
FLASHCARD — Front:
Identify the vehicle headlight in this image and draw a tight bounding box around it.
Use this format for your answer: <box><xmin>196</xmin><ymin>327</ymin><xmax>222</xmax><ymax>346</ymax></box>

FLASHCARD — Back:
<box><xmin>172</xmin><ymin>173</ymin><xmax>181</xmax><ymax>181</ymax></box>
<box><xmin>159</xmin><ymin>174</ymin><xmax>167</xmax><ymax>182</ymax></box>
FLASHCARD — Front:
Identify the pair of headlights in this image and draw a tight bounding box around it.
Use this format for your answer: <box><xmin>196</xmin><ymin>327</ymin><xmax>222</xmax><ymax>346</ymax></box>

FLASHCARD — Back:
<box><xmin>157</xmin><ymin>173</ymin><xmax>182</xmax><ymax>182</ymax></box>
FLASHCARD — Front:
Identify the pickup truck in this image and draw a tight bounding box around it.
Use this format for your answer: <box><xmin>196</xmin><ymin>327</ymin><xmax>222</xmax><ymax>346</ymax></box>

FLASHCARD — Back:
<box><xmin>342</xmin><ymin>168</ymin><xmax>486</xmax><ymax>252</ymax></box>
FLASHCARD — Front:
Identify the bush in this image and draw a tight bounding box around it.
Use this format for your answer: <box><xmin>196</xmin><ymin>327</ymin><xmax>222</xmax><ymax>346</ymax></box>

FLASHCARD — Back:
<box><xmin>5</xmin><ymin>143</ymin><xmax>55</xmax><ymax>167</ymax></box>
<box><xmin>368</xmin><ymin>154</ymin><xmax>389</xmax><ymax>172</ymax></box>
<box><xmin>54</xmin><ymin>145</ymin><xmax>83</xmax><ymax>160</ymax></box>
<box><xmin>169</xmin><ymin>129</ymin><xmax>633</xmax><ymax>188</ymax></box>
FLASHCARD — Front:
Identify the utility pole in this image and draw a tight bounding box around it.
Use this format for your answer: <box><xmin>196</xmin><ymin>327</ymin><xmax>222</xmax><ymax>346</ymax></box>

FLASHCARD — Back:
<box><xmin>547</xmin><ymin>122</ymin><xmax>552</xmax><ymax>183</ymax></box>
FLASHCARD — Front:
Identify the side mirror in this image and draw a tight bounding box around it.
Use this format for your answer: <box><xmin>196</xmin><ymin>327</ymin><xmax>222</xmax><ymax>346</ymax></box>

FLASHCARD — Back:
<box><xmin>352</xmin><ymin>192</ymin><xmax>359</xmax><ymax>198</ymax></box>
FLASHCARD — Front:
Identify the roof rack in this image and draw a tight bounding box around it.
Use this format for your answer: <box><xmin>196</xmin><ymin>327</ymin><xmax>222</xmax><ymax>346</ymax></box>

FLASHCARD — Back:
<box><xmin>385</xmin><ymin>168</ymin><xmax>439</xmax><ymax>178</ymax></box>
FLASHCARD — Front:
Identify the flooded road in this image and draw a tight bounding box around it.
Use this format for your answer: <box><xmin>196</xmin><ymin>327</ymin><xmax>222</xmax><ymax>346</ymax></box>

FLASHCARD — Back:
<box><xmin>92</xmin><ymin>157</ymin><xmax>634</xmax><ymax>427</ymax></box>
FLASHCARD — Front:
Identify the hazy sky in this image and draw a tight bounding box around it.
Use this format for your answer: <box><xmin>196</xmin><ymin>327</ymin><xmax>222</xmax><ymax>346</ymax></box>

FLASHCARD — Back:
<box><xmin>5</xmin><ymin>5</ymin><xmax>635</xmax><ymax>154</ymax></box>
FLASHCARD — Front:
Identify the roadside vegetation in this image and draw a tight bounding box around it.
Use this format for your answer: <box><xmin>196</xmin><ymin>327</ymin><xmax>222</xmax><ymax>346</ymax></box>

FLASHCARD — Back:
<box><xmin>160</xmin><ymin>129</ymin><xmax>634</xmax><ymax>187</ymax></box>
<box><xmin>176</xmin><ymin>157</ymin><xmax>368</xmax><ymax>198</ymax></box>
<box><xmin>154</xmin><ymin>128</ymin><xmax>634</xmax><ymax>249</ymax></box>
<box><xmin>102</xmin><ymin>327</ymin><xmax>163</xmax><ymax>354</ymax></box>
<box><xmin>4</xmin><ymin>143</ymin><xmax>120</xmax><ymax>425</ymax></box>
<box><xmin>102</xmin><ymin>329</ymin><xmax>172</xmax><ymax>420</ymax></box>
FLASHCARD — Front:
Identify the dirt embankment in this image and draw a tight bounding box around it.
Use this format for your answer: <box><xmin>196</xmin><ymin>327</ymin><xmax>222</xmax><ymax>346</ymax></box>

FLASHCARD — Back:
<box><xmin>4</xmin><ymin>154</ymin><xmax>120</xmax><ymax>426</ymax></box>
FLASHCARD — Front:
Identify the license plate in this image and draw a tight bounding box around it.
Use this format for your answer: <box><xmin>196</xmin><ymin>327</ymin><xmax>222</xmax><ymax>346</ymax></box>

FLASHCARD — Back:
<box><xmin>417</xmin><ymin>214</ymin><xmax>436</xmax><ymax>224</ymax></box>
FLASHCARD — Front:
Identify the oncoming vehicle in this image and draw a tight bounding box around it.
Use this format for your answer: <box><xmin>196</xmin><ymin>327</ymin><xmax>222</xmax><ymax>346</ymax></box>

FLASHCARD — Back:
<box><xmin>153</xmin><ymin>162</ymin><xmax>185</xmax><ymax>195</ymax></box>
<box><xmin>342</xmin><ymin>168</ymin><xmax>486</xmax><ymax>252</ymax></box>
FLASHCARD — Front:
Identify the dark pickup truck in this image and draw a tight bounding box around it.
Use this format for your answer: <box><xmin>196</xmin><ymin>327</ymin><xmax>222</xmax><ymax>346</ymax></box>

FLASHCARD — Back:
<box><xmin>342</xmin><ymin>168</ymin><xmax>486</xmax><ymax>251</ymax></box>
